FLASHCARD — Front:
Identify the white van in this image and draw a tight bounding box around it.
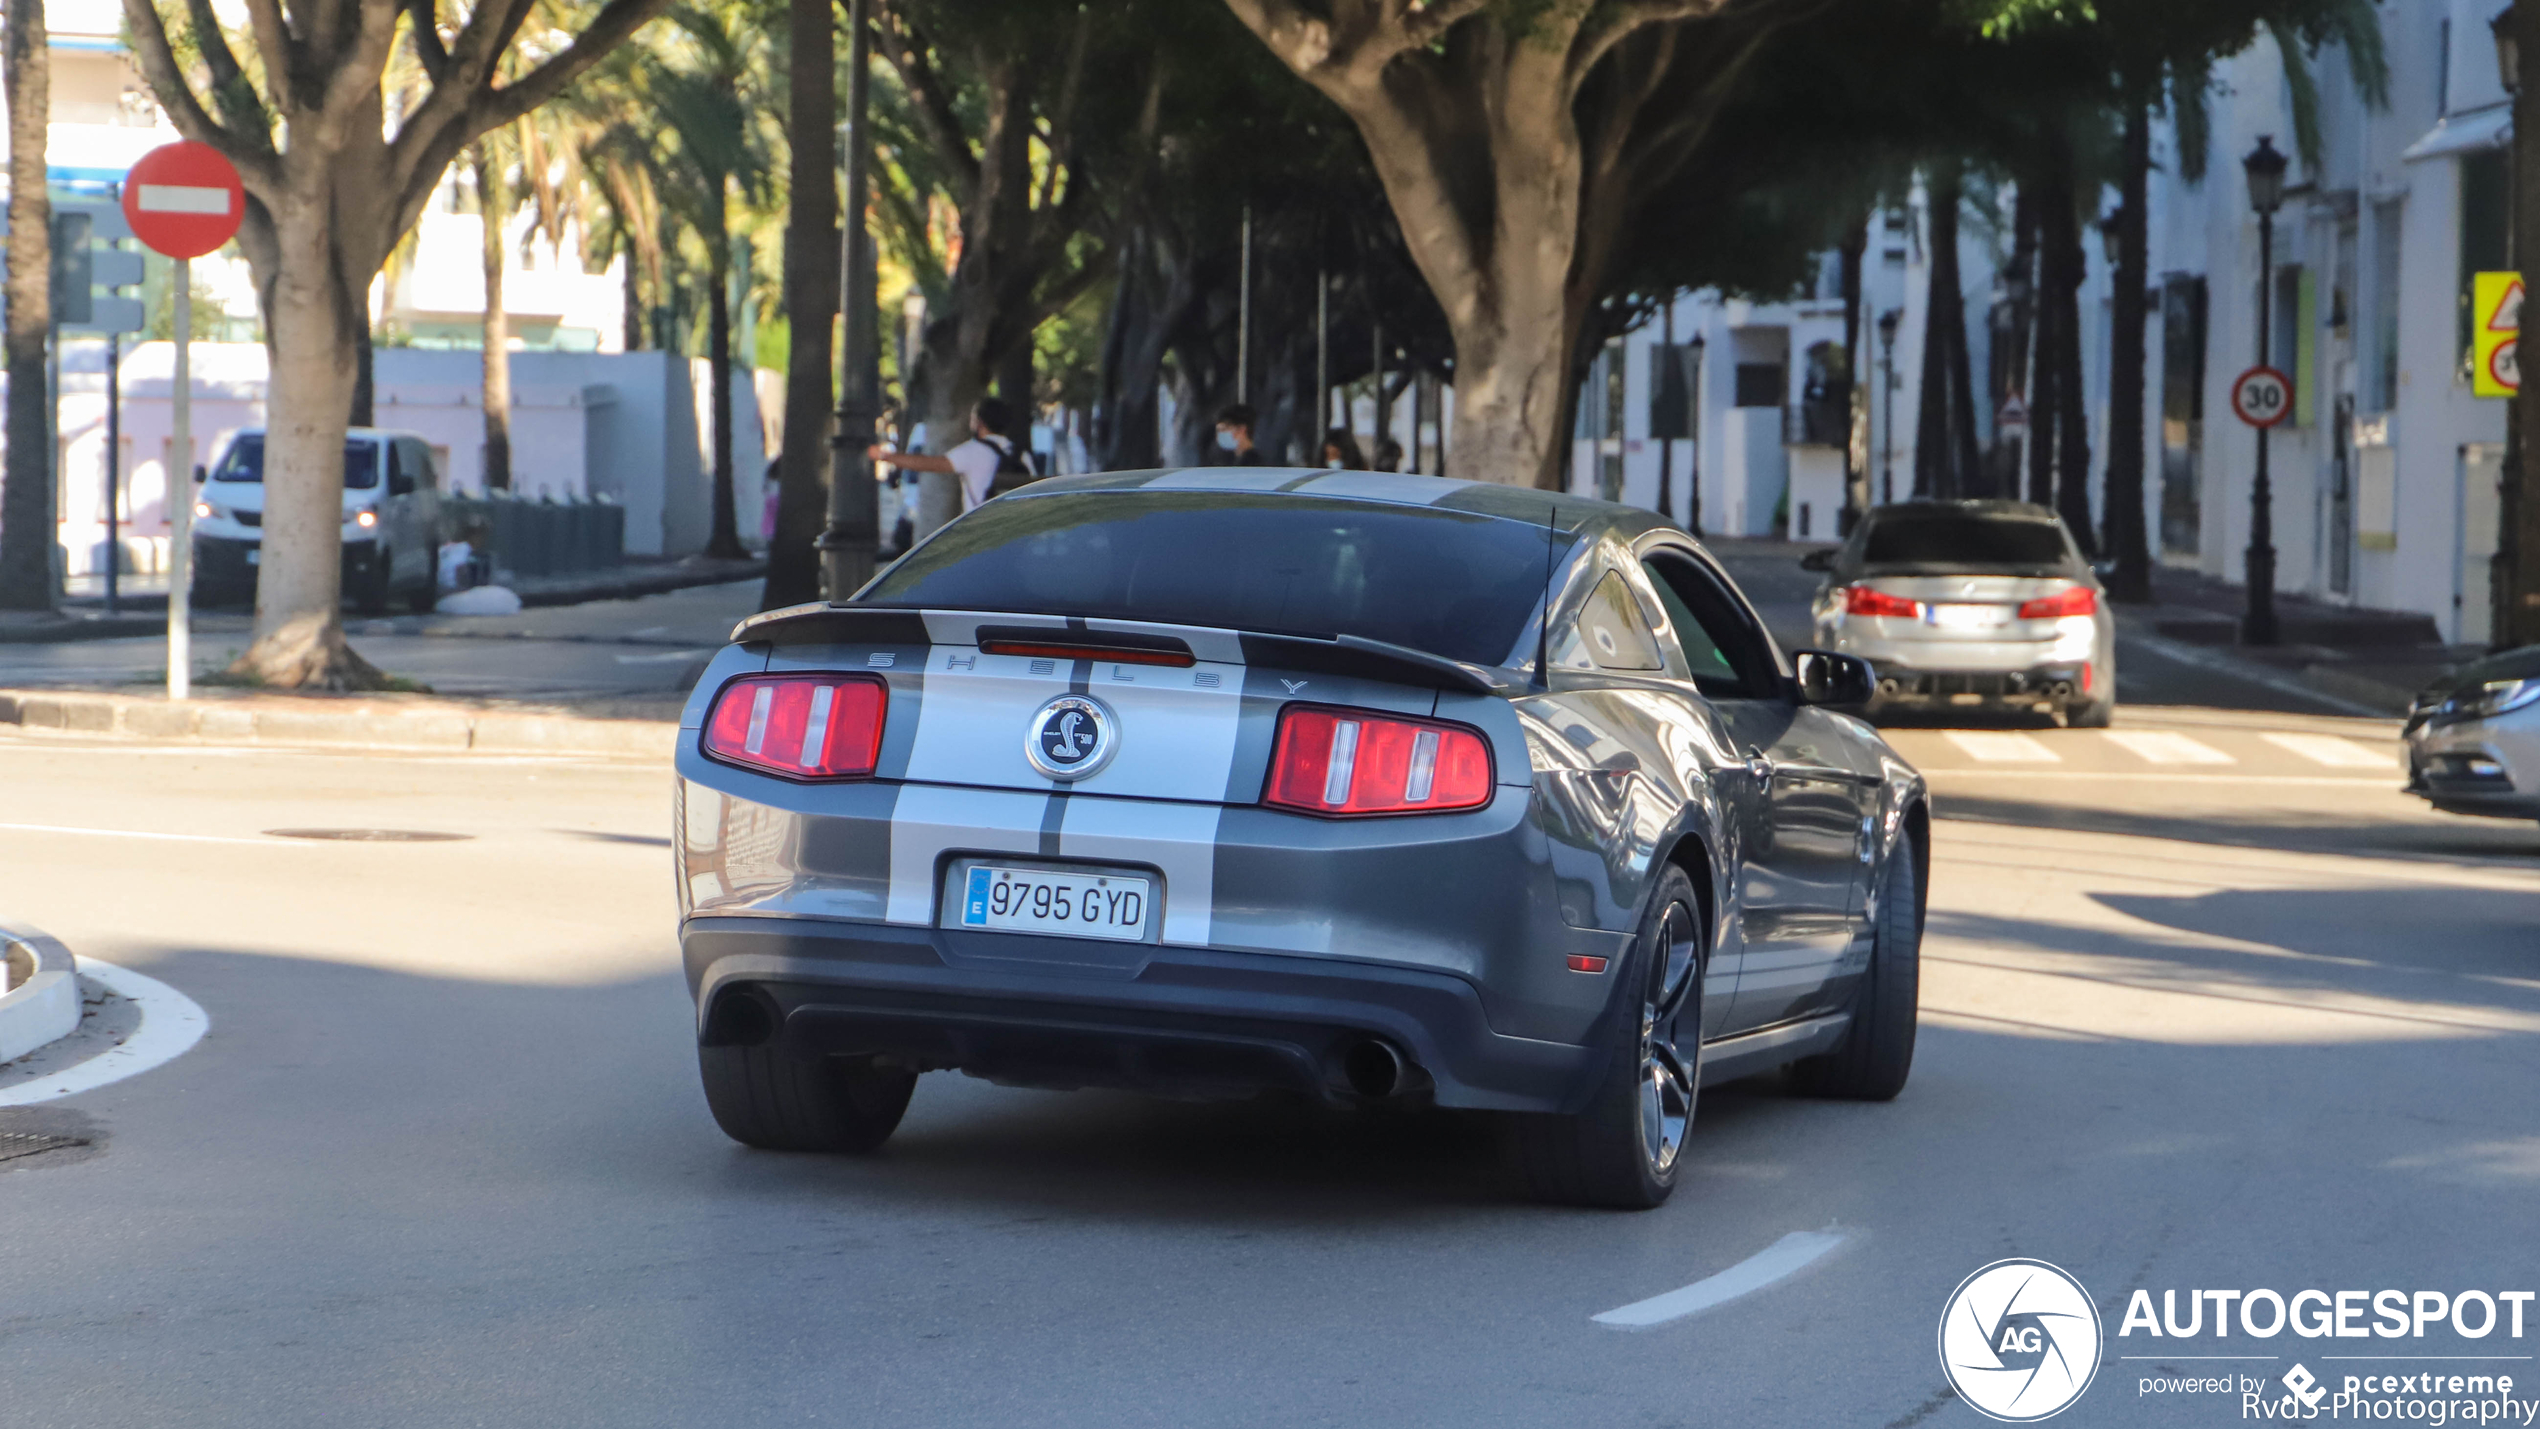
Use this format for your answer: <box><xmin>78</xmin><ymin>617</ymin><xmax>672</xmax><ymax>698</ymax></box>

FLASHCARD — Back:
<box><xmin>191</xmin><ymin>427</ymin><xmax>445</xmax><ymax>614</ymax></box>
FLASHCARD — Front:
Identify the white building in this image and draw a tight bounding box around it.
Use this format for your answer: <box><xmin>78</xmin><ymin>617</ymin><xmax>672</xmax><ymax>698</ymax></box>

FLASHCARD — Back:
<box><xmin>1580</xmin><ymin>0</ymin><xmax>2508</xmax><ymax>645</ymax></box>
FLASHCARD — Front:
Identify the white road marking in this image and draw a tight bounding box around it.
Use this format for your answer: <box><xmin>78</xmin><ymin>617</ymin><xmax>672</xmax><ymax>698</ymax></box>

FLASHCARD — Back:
<box><xmin>1593</xmin><ymin>1229</ymin><xmax>1849</xmax><ymax>1330</ymax></box>
<box><xmin>1915</xmin><ymin>770</ymin><xmax>2392</xmax><ymax>785</ymax></box>
<box><xmin>0</xmin><ymin>820</ymin><xmax>280</xmax><ymax>846</ymax></box>
<box><xmin>0</xmin><ymin>958</ymin><xmax>210</xmax><ymax>1107</ymax></box>
<box><xmin>2262</xmin><ymin>732</ymin><xmax>2396</xmax><ymax>769</ymax></box>
<box><xmin>1943</xmin><ymin>731</ymin><xmax>2061</xmax><ymax>763</ymax></box>
<box><xmin>2102</xmin><ymin>730</ymin><xmax>2235</xmax><ymax>765</ymax></box>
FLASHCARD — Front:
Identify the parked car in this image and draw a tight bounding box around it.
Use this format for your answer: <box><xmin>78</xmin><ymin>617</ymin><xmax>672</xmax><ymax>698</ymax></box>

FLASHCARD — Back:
<box><xmin>191</xmin><ymin>427</ymin><xmax>445</xmax><ymax>614</ymax></box>
<box><xmin>1804</xmin><ymin>499</ymin><xmax>2116</xmax><ymax>725</ymax></box>
<box><xmin>2403</xmin><ymin>646</ymin><xmax>2540</xmax><ymax>826</ymax></box>
<box><xmin>673</xmin><ymin>470</ymin><xmax>1930</xmax><ymax>1208</ymax></box>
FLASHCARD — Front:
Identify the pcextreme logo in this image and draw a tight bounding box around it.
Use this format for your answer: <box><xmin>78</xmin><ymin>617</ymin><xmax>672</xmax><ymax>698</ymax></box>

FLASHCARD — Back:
<box><xmin>1939</xmin><ymin>1259</ymin><xmax>2105</xmax><ymax>1422</ymax></box>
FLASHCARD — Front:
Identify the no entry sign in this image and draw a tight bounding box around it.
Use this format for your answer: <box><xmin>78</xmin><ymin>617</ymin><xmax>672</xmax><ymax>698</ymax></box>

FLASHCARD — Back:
<box><xmin>120</xmin><ymin>142</ymin><xmax>244</xmax><ymax>259</ymax></box>
<box><xmin>2230</xmin><ymin>366</ymin><xmax>2292</xmax><ymax>429</ymax></box>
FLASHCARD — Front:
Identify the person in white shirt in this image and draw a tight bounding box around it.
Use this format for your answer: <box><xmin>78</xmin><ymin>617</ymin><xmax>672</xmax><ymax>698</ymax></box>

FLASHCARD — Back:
<box><xmin>869</xmin><ymin>398</ymin><xmax>1031</xmax><ymax>512</ymax></box>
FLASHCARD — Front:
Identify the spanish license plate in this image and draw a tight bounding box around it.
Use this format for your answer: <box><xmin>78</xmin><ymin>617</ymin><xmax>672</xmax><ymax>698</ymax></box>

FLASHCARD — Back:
<box><xmin>1925</xmin><ymin>602</ymin><xmax>2005</xmax><ymax>630</ymax></box>
<box><xmin>951</xmin><ymin>864</ymin><xmax>1153</xmax><ymax>941</ymax></box>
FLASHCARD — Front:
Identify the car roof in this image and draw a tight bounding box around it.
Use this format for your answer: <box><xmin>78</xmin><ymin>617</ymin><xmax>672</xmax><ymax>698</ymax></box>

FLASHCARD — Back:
<box><xmin>226</xmin><ymin>427</ymin><xmax>426</xmax><ymax>443</ymax></box>
<box><xmin>1013</xmin><ymin>467</ymin><xmax>1674</xmax><ymax>542</ymax></box>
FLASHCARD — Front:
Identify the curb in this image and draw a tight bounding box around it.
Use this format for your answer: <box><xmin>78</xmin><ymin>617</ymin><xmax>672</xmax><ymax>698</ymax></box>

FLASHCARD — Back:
<box><xmin>0</xmin><ymin>687</ymin><xmax>677</xmax><ymax>761</ymax></box>
<box><xmin>0</xmin><ymin>921</ymin><xmax>80</xmax><ymax>1065</ymax></box>
<box><xmin>0</xmin><ymin>615</ymin><xmax>166</xmax><ymax>645</ymax></box>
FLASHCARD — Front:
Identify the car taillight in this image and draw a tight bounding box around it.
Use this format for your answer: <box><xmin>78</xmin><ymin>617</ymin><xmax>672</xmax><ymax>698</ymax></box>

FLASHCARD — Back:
<box><xmin>2016</xmin><ymin>584</ymin><xmax>2098</xmax><ymax>618</ymax></box>
<box><xmin>1264</xmin><ymin>705</ymin><xmax>1494</xmax><ymax>816</ymax></box>
<box><xmin>701</xmin><ymin>674</ymin><xmax>888</xmax><ymax>779</ymax></box>
<box><xmin>1844</xmin><ymin>585</ymin><xmax>1922</xmax><ymax>618</ymax></box>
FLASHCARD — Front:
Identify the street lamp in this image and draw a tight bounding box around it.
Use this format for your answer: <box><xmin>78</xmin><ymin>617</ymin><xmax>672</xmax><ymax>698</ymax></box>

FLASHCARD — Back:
<box><xmin>819</xmin><ymin>0</ymin><xmax>880</xmax><ymax>600</ymax></box>
<box><xmin>1687</xmin><ymin>331</ymin><xmax>1706</xmax><ymax>536</ymax></box>
<box><xmin>1877</xmin><ymin>307</ymin><xmax>1903</xmax><ymax>507</ymax></box>
<box><xmin>2241</xmin><ymin>134</ymin><xmax>2289</xmax><ymax>644</ymax></box>
<box><xmin>2496</xmin><ymin>4</ymin><xmax>2518</xmax><ymax>95</ymax></box>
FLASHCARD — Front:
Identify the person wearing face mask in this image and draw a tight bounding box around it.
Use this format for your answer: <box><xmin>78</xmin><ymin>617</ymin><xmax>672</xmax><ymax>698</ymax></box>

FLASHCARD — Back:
<box><xmin>1213</xmin><ymin>404</ymin><xmax>1268</xmax><ymax>466</ymax></box>
<box><xmin>1319</xmin><ymin>429</ymin><xmax>1365</xmax><ymax>470</ymax></box>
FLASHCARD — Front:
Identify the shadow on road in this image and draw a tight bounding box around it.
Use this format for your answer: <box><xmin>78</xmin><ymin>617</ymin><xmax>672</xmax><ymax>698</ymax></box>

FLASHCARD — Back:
<box><xmin>1933</xmin><ymin>790</ymin><xmax>2539</xmax><ymax>866</ymax></box>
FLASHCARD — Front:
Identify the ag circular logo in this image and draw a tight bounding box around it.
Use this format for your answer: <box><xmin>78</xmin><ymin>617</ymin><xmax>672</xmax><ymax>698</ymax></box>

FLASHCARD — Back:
<box><xmin>1025</xmin><ymin>695</ymin><xmax>1118</xmax><ymax>781</ymax></box>
<box><xmin>1938</xmin><ymin>1259</ymin><xmax>2102</xmax><ymax>1422</ymax></box>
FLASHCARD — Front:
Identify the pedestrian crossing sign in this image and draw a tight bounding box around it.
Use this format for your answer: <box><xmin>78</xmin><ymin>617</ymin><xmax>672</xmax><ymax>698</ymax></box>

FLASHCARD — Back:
<box><xmin>2474</xmin><ymin>271</ymin><xmax>2522</xmax><ymax>398</ymax></box>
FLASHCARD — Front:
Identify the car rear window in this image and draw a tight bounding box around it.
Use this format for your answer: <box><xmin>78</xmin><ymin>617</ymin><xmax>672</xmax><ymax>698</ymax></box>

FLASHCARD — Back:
<box><xmin>863</xmin><ymin>492</ymin><xmax>1570</xmax><ymax>666</ymax></box>
<box><xmin>210</xmin><ymin>434</ymin><xmax>381</xmax><ymax>491</ymax></box>
<box><xmin>1862</xmin><ymin>513</ymin><xmax>2071</xmax><ymax>567</ymax></box>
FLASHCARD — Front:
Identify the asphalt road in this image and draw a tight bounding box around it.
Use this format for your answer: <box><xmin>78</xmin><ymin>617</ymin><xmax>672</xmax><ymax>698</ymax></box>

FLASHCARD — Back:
<box><xmin>2</xmin><ymin>560</ymin><xmax>2534</xmax><ymax>1428</ymax></box>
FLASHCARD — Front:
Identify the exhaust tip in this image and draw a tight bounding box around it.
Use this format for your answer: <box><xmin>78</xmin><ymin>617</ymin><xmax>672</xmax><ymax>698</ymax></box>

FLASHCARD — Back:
<box><xmin>1341</xmin><ymin>1039</ymin><xmax>1406</xmax><ymax>1099</ymax></box>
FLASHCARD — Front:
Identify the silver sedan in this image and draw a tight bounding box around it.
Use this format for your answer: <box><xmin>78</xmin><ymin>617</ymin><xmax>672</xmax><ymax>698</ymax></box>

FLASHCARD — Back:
<box><xmin>2404</xmin><ymin>649</ymin><xmax>2540</xmax><ymax>826</ymax></box>
<box><xmin>1804</xmin><ymin>500</ymin><xmax>2117</xmax><ymax>726</ymax></box>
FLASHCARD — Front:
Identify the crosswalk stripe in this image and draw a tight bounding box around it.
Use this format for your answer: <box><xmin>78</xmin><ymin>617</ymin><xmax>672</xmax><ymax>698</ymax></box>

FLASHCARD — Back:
<box><xmin>2260</xmin><ymin>732</ymin><xmax>2394</xmax><ymax>769</ymax></box>
<box><xmin>1943</xmin><ymin>731</ymin><xmax>2061</xmax><ymax>763</ymax></box>
<box><xmin>2101</xmin><ymin>730</ymin><xmax>2235</xmax><ymax>765</ymax></box>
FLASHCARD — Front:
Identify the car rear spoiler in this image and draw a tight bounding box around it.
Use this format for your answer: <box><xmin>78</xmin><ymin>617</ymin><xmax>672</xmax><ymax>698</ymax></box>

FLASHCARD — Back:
<box><xmin>732</xmin><ymin>603</ymin><xmax>1506</xmax><ymax>695</ymax></box>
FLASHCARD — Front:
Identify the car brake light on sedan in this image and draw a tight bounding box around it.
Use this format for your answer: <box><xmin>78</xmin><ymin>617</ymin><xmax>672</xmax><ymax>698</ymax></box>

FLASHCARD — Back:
<box><xmin>1264</xmin><ymin>705</ymin><xmax>1493</xmax><ymax>815</ymax></box>
<box><xmin>2015</xmin><ymin>584</ymin><xmax>2098</xmax><ymax>619</ymax></box>
<box><xmin>702</xmin><ymin>674</ymin><xmax>888</xmax><ymax>779</ymax></box>
<box><xmin>1843</xmin><ymin>585</ymin><xmax>1922</xmax><ymax>618</ymax></box>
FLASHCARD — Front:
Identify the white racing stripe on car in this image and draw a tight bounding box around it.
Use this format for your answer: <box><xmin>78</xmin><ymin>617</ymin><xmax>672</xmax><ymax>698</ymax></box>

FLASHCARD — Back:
<box><xmin>919</xmin><ymin>610</ymin><xmax>1064</xmax><ymax>646</ymax></box>
<box><xmin>1066</xmin><ymin>664</ymin><xmax>1245</xmax><ymax>802</ymax></box>
<box><xmin>885</xmin><ymin>785</ymin><xmax>1050</xmax><ymax>924</ymax></box>
<box><xmin>1143</xmin><ymin>468</ymin><xmax>1308</xmax><ymax>494</ymax></box>
<box><xmin>1591</xmin><ymin>1229</ymin><xmax>1850</xmax><ymax>1330</ymax></box>
<box><xmin>1059</xmin><ymin>797</ymin><xmax>1222</xmax><ymax>946</ymax></box>
<box><xmin>1289</xmin><ymin>471</ymin><xmax>1483</xmax><ymax>506</ymax></box>
<box><xmin>902</xmin><ymin>648</ymin><xmax>1072</xmax><ymax>790</ymax></box>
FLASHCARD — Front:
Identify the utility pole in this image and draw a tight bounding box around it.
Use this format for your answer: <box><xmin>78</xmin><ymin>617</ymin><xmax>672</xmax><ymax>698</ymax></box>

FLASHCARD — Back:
<box><xmin>1235</xmin><ymin>206</ymin><xmax>1252</xmax><ymax>404</ymax></box>
<box><xmin>819</xmin><ymin>0</ymin><xmax>880</xmax><ymax>602</ymax></box>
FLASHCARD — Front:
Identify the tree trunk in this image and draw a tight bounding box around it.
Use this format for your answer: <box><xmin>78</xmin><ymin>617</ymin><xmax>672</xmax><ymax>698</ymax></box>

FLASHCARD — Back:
<box><xmin>2026</xmin><ymin>162</ymin><xmax>2062</xmax><ymax>509</ymax></box>
<box><xmin>477</xmin><ymin>146</ymin><xmax>514</xmax><ymax>493</ymax></box>
<box><xmin>1998</xmin><ymin>186</ymin><xmax>2038</xmax><ymax>500</ymax></box>
<box><xmin>350</xmin><ymin>327</ymin><xmax>375</xmax><ymax>427</ymax></box>
<box><xmin>2103</xmin><ymin>94</ymin><xmax>2153</xmax><ymax>601</ymax></box>
<box><xmin>1839</xmin><ymin>215</ymin><xmax>1866</xmax><ymax>531</ymax></box>
<box><xmin>705</xmin><ymin>234</ymin><xmax>747</xmax><ymax>560</ymax></box>
<box><xmin>2046</xmin><ymin>176</ymin><xmax>2094</xmax><ymax>556</ymax></box>
<box><xmin>622</xmin><ymin>243</ymin><xmax>644</xmax><ymax>352</ymax></box>
<box><xmin>0</xmin><ymin>0</ymin><xmax>52</xmax><ymax>611</ymax></box>
<box><xmin>231</xmin><ymin>195</ymin><xmax>387</xmax><ymax>689</ymax></box>
<box><xmin>1915</xmin><ymin>167</ymin><xmax>1965</xmax><ymax>499</ymax></box>
<box><xmin>761</xmin><ymin>0</ymin><xmax>837</xmax><ymax>610</ymax></box>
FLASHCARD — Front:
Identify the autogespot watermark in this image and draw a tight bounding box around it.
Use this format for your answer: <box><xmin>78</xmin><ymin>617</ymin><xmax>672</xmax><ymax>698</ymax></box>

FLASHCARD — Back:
<box><xmin>1943</xmin><ymin>1267</ymin><xmax>2540</xmax><ymax>1422</ymax></box>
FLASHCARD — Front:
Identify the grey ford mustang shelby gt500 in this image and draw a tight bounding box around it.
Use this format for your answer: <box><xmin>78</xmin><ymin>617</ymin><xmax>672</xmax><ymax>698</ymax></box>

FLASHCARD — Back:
<box><xmin>675</xmin><ymin>468</ymin><xmax>1929</xmax><ymax>1208</ymax></box>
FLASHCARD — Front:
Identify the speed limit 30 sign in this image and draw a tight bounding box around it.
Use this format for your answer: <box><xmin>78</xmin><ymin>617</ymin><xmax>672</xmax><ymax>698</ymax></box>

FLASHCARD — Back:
<box><xmin>2231</xmin><ymin>366</ymin><xmax>2292</xmax><ymax>428</ymax></box>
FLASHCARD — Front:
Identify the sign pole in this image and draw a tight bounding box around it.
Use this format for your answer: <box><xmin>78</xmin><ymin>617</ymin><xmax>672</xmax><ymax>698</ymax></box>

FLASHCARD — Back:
<box><xmin>105</xmin><ymin>331</ymin><xmax>119</xmax><ymax>615</ymax></box>
<box><xmin>168</xmin><ymin>259</ymin><xmax>190</xmax><ymax>700</ymax></box>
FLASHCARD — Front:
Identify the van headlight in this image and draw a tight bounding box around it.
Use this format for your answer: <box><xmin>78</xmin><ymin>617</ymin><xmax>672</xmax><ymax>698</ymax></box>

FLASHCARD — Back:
<box><xmin>353</xmin><ymin>510</ymin><xmax>378</xmax><ymax>529</ymax></box>
<box><xmin>2452</xmin><ymin>678</ymin><xmax>2540</xmax><ymax>720</ymax></box>
<box><xmin>194</xmin><ymin>500</ymin><xmax>218</xmax><ymax>521</ymax></box>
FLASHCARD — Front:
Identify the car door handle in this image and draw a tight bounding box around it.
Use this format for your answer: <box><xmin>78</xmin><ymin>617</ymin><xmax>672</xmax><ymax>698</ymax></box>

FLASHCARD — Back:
<box><xmin>1744</xmin><ymin>747</ymin><xmax>1775</xmax><ymax>788</ymax></box>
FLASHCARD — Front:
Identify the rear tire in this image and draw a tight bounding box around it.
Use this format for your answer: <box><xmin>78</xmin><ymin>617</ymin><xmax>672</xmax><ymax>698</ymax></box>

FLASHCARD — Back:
<box><xmin>1791</xmin><ymin>834</ymin><xmax>1921</xmax><ymax>1100</ymax></box>
<box><xmin>1515</xmin><ymin>865</ymin><xmax>1703</xmax><ymax>1209</ymax></box>
<box><xmin>699</xmin><ymin>1043</ymin><xmax>916</xmax><ymax>1153</ymax></box>
<box><xmin>2067</xmin><ymin>696</ymin><xmax>2114</xmax><ymax>728</ymax></box>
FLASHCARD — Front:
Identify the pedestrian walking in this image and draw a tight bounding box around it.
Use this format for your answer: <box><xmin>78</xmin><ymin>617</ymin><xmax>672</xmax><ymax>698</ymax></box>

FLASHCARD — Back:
<box><xmin>869</xmin><ymin>398</ymin><xmax>1037</xmax><ymax>514</ymax></box>
<box><xmin>1214</xmin><ymin>404</ymin><xmax>1269</xmax><ymax>466</ymax></box>
<box><xmin>1320</xmin><ymin>428</ymin><xmax>1366</xmax><ymax>470</ymax></box>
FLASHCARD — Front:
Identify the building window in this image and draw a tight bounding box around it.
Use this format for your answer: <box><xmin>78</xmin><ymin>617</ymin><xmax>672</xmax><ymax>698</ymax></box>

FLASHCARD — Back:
<box><xmin>1733</xmin><ymin>363</ymin><xmax>1785</xmax><ymax>408</ymax></box>
<box><xmin>2368</xmin><ymin>199</ymin><xmax>2403</xmax><ymax>412</ymax></box>
<box><xmin>2459</xmin><ymin>148</ymin><xmax>2509</xmax><ymax>377</ymax></box>
<box><xmin>1649</xmin><ymin>343</ymin><xmax>1699</xmax><ymax>442</ymax></box>
<box><xmin>2274</xmin><ymin>263</ymin><xmax>2311</xmax><ymax>425</ymax></box>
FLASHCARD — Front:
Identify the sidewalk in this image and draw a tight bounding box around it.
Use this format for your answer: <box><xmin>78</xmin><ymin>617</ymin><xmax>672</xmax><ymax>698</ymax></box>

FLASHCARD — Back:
<box><xmin>0</xmin><ymin>685</ymin><xmax>685</xmax><ymax>759</ymax></box>
<box><xmin>41</xmin><ymin>554</ymin><xmax>765</xmax><ymax>628</ymax></box>
<box><xmin>2114</xmin><ymin>565</ymin><xmax>2472</xmax><ymax>716</ymax></box>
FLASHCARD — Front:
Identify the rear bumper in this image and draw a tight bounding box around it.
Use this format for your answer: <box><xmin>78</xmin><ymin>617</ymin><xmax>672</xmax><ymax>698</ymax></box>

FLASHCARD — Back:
<box><xmin>683</xmin><ymin>915</ymin><xmax>1604</xmax><ymax>1113</ymax></box>
<box><xmin>1868</xmin><ymin>663</ymin><xmax>2092</xmax><ymax>705</ymax></box>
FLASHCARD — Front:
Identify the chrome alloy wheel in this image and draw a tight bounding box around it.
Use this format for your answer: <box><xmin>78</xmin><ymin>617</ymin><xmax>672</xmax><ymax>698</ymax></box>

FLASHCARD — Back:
<box><xmin>1637</xmin><ymin>899</ymin><xmax>1702</xmax><ymax>1176</ymax></box>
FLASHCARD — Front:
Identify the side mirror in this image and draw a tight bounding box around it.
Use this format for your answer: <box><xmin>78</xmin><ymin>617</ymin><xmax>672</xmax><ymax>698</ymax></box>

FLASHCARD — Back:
<box><xmin>1798</xmin><ymin>548</ymin><xmax>1836</xmax><ymax>573</ymax></box>
<box><xmin>1793</xmin><ymin>649</ymin><xmax>1876</xmax><ymax>707</ymax></box>
<box><xmin>192</xmin><ymin>464</ymin><xmax>207</xmax><ymax>484</ymax></box>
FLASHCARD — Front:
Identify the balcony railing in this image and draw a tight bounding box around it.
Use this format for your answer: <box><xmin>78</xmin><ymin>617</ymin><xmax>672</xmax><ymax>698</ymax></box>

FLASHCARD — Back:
<box><xmin>1784</xmin><ymin>395</ymin><xmax>1849</xmax><ymax>448</ymax></box>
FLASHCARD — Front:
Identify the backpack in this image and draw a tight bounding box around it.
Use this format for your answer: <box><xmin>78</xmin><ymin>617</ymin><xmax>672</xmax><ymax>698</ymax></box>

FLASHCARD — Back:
<box><xmin>983</xmin><ymin>435</ymin><xmax>1038</xmax><ymax>498</ymax></box>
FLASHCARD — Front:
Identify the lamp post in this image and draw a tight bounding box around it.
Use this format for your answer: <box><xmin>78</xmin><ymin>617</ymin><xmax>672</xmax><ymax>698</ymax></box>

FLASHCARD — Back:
<box><xmin>818</xmin><ymin>0</ymin><xmax>881</xmax><ymax>601</ymax></box>
<box><xmin>2494</xmin><ymin>2</ymin><xmax>2527</xmax><ymax>649</ymax></box>
<box><xmin>1877</xmin><ymin>307</ymin><xmax>1902</xmax><ymax>506</ymax></box>
<box><xmin>2241</xmin><ymin>134</ymin><xmax>2289</xmax><ymax>645</ymax></box>
<box><xmin>1687</xmin><ymin>331</ymin><xmax>1706</xmax><ymax>535</ymax></box>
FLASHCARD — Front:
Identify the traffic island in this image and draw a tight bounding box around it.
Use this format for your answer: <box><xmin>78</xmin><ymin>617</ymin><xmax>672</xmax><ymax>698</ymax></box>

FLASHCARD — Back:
<box><xmin>0</xmin><ymin>922</ymin><xmax>81</xmax><ymax>1067</ymax></box>
<box><xmin>0</xmin><ymin>687</ymin><xmax>681</xmax><ymax>760</ymax></box>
